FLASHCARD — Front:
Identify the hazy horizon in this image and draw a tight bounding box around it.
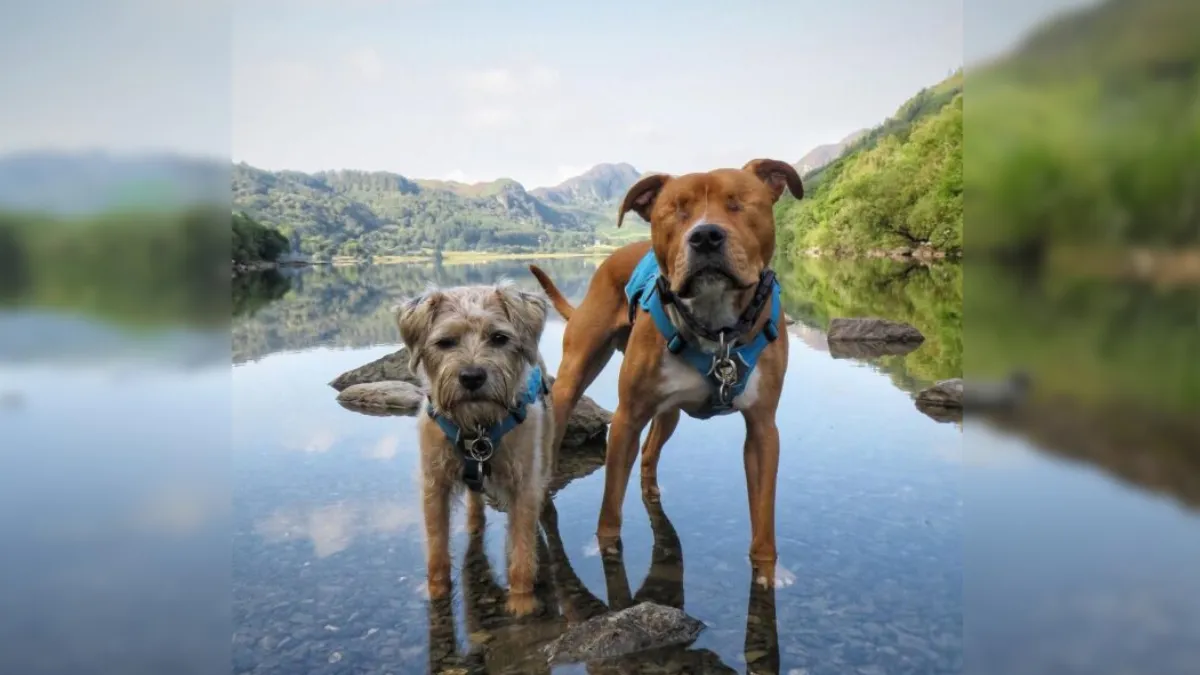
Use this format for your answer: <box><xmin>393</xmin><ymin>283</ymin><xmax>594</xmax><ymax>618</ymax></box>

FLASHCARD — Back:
<box><xmin>2</xmin><ymin>0</ymin><xmax>1097</xmax><ymax>189</ymax></box>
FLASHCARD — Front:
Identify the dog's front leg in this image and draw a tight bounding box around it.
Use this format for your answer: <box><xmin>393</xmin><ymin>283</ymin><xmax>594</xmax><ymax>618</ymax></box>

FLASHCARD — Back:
<box><xmin>422</xmin><ymin>475</ymin><xmax>453</xmax><ymax>600</ymax></box>
<box><xmin>505</xmin><ymin>485</ymin><xmax>542</xmax><ymax>617</ymax></box>
<box><xmin>597</xmin><ymin>404</ymin><xmax>653</xmax><ymax>551</ymax></box>
<box><xmin>743</xmin><ymin>411</ymin><xmax>781</xmax><ymax>569</ymax></box>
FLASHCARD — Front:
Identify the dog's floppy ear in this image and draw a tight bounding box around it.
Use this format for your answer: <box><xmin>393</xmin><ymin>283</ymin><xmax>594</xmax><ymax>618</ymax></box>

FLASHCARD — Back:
<box><xmin>494</xmin><ymin>285</ymin><xmax>548</xmax><ymax>364</ymax></box>
<box><xmin>617</xmin><ymin>173</ymin><xmax>670</xmax><ymax>228</ymax></box>
<box><xmin>742</xmin><ymin>159</ymin><xmax>804</xmax><ymax>203</ymax></box>
<box><xmin>395</xmin><ymin>291</ymin><xmax>444</xmax><ymax>373</ymax></box>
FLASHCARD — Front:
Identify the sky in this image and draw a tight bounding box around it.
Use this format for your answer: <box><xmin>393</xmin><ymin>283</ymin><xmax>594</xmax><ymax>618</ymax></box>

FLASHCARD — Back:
<box><xmin>1</xmin><ymin>0</ymin><xmax>1097</xmax><ymax>190</ymax></box>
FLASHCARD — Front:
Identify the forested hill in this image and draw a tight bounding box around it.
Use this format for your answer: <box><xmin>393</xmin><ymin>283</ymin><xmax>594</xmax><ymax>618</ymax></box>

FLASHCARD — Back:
<box><xmin>775</xmin><ymin>71</ymin><xmax>964</xmax><ymax>258</ymax></box>
<box><xmin>232</xmin><ymin>162</ymin><xmax>643</xmax><ymax>259</ymax></box>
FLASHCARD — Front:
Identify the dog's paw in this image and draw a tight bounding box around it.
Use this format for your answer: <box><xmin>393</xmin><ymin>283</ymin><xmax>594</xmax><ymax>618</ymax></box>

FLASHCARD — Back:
<box><xmin>505</xmin><ymin>591</ymin><xmax>539</xmax><ymax>617</ymax></box>
<box><xmin>425</xmin><ymin>577</ymin><xmax>452</xmax><ymax>600</ymax></box>
<box><xmin>595</xmin><ymin>533</ymin><xmax>623</xmax><ymax>556</ymax></box>
<box><xmin>752</xmin><ymin>562</ymin><xmax>796</xmax><ymax>590</ymax></box>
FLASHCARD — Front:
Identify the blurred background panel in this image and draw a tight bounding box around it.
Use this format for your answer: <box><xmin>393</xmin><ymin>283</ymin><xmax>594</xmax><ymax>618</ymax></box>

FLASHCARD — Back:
<box><xmin>964</xmin><ymin>1</ymin><xmax>1200</xmax><ymax>674</ymax></box>
<box><xmin>0</xmin><ymin>2</ymin><xmax>232</xmax><ymax>674</ymax></box>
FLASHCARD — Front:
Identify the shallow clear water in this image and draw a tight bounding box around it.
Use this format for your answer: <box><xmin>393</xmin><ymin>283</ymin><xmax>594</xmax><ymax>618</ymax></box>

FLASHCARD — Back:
<box><xmin>229</xmin><ymin>258</ymin><xmax>962</xmax><ymax>674</ymax></box>
<box><xmin>5</xmin><ymin>256</ymin><xmax>1197</xmax><ymax>675</ymax></box>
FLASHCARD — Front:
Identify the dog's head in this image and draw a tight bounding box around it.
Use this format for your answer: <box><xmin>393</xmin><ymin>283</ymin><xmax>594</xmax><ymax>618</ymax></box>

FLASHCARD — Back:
<box><xmin>396</xmin><ymin>283</ymin><xmax>548</xmax><ymax>428</ymax></box>
<box><xmin>617</xmin><ymin>159</ymin><xmax>802</xmax><ymax>327</ymax></box>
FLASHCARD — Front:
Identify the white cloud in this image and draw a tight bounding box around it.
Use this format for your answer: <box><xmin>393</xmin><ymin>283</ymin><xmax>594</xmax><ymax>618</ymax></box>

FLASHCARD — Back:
<box><xmin>441</xmin><ymin>169</ymin><xmax>473</xmax><ymax>183</ymax></box>
<box><xmin>346</xmin><ymin>47</ymin><xmax>384</xmax><ymax>82</ymax></box>
<box><xmin>528</xmin><ymin>64</ymin><xmax>560</xmax><ymax>88</ymax></box>
<box><xmin>554</xmin><ymin>164</ymin><xmax>591</xmax><ymax>183</ymax></box>
<box><xmin>463</xmin><ymin>67</ymin><xmax>517</xmax><ymax>95</ymax></box>
<box><xmin>463</xmin><ymin>106</ymin><xmax>517</xmax><ymax>130</ymax></box>
<box><xmin>627</xmin><ymin>121</ymin><xmax>656</xmax><ymax>139</ymax></box>
<box><xmin>365</xmin><ymin>433</ymin><xmax>399</xmax><ymax>460</ymax></box>
<box><xmin>460</xmin><ymin>64</ymin><xmax>560</xmax><ymax>97</ymax></box>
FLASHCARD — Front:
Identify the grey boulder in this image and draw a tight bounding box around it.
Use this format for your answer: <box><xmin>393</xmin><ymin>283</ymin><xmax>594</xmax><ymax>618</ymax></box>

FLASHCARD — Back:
<box><xmin>335</xmin><ymin>381</ymin><xmax>424</xmax><ymax>414</ymax></box>
<box><xmin>329</xmin><ymin>348</ymin><xmax>419</xmax><ymax>391</ymax></box>
<box><xmin>543</xmin><ymin>602</ymin><xmax>706</xmax><ymax>665</ymax></box>
<box><xmin>916</xmin><ymin>378</ymin><xmax>964</xmax><ymax>408</ymax></box>
<box><xmin>826</xmin><ymin>317</ymin><xmax>925</xmax><ymax>343</ymax></box>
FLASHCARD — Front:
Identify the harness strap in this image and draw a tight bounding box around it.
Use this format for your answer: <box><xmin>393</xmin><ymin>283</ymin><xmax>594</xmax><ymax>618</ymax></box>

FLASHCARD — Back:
<box><xmin>639</xmin><ymin>271</ymin><xmax>782</xmax><ymax>418</ymax></box>
<box><xmin>427</xmin><ymin>366</ymin><xmax>548</xmax><ymax>492</ymax></box>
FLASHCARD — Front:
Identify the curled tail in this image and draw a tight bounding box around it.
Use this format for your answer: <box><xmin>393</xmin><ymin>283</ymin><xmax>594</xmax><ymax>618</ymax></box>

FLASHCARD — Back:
<box><xmin>528</xmin><ymin>265</ymin><xmax>575</xmax><ymax>320</ymax></box>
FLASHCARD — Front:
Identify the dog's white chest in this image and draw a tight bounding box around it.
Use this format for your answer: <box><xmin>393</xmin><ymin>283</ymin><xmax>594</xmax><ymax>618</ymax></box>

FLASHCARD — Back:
<box><xmin>655</xmin><ymin>355</ymin><xmax>713</xmax><ymax>415</ymax></box>
<box><xmin>655</xmin><ymin>352</ymin><xmax>763</xmax><ymax>416</ymax></box>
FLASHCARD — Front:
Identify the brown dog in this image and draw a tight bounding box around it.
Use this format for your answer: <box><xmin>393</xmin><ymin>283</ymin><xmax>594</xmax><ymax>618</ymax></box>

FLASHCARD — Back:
<box><xmin>529</xmin><ymin>159</ymin><xmax>803</xmax><ymax>578</ymax></box>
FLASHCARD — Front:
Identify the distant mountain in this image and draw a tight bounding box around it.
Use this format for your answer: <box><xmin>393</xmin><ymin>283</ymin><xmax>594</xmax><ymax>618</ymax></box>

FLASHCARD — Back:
<box><xmin>793</xmin><ymin>130</ymin><xmax>868</xmax><ymax>177</ymax></box>
<box><xmin>0</xmin><ymin>151</ymin><xmax>226</xmax><ymax>215</ymax></box>
<box><xmin>532</xmin><ymin>162</ymin><xmax>641</xmax><ymax>207</ymax></box>
<box><xmin>233</xmin><ymin>164</ymin><xmax>601</xmax><ymax>258</ymax></box>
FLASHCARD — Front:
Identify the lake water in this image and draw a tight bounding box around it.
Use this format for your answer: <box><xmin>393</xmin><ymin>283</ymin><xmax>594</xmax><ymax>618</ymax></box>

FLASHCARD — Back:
<box><xmin>3</xmin><ymin>255</ymin><xmax>1197</xmax><ymax>675</ymax></box>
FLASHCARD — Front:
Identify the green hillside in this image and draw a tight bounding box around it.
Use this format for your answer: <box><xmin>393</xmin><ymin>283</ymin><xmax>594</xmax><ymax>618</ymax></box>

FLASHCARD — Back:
<box><xmin>776</xmin><ymin>72</ymin><xmax>964</xmax><ymax>257</ymax></box>
<box><xmin>232</xmin><ymin>164</ymin><xmax>603</xmax><ymax>259</ymax></box>
<box><xmin>966</xmin><ymin>0</ymin><xmax>1199</xmax><ymax>255</ymax></box>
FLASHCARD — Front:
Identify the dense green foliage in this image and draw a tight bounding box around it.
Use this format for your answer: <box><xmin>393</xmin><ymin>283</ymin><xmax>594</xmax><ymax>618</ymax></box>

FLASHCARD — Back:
<box><xmin>232</xmin><ymin>164</ymin><xmax>629</xmax><ymax>259</ymax></box>
<box><xmin>232</xmin><ymin>211</ymin><xmax>289</xmax><ymax>263</ymax></box>
<box><xmin>0</xmin><ymin>207</ymin><xmax>228</xmax><ymax>326</ymax></box>
<box><xmin>776</xmin><ymin>74</ymin><xmax>964</xmax><ymax>257</ymax></box>
<box><xmin>965</xmin><ymin>0</ymin><xmax>1200</xmax><ymax>255</ymax></box>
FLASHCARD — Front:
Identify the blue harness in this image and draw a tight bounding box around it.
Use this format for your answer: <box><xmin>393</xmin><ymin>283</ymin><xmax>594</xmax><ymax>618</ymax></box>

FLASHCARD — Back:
<box><xmin>625</xmin><ymin>251</ymin><xmax>782</xmax><ymax>419</ymax></box>
<box><xmin>426</xmin><ymin>365</ymin><xmax>549</xmax><ymax>492</ymax></box>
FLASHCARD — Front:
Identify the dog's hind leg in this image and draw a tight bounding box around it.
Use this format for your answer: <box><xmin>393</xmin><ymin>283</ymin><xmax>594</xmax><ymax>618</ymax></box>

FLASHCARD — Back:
<box><xmin>639</xmin><ymin>408</ymin><xmax>681</xmax><ymax>498</ymax></box>
<box><xmin>549</xmin><ymin>320</ymin><xmax>618</xmax><ymax>453</ymax></box>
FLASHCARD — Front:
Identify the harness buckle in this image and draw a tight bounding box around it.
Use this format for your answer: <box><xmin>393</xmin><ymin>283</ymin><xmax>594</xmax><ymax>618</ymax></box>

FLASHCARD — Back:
<box><xmin>464</xmin><ymin>431</ymin><xmax>495</xmax><ymax>462</ymax></box>
<box><xmin>712</xmin><ymin>332</ymin><xmax>739</xmax><ymax>405</ymax></box>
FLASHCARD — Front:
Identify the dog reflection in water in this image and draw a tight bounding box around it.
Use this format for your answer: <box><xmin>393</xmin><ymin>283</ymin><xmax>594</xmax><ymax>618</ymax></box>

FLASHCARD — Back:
<box><xmin>425</xmin><ymin>490</ymin><xmax>781</xmax><ymax>674</ymax></box>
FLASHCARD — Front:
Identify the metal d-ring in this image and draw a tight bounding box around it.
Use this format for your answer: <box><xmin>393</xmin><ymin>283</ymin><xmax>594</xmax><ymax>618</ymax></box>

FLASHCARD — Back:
<box><xmin>464</xmin><ymin>431</ymin><xmax>494</xmax><ymax>462</ymax></box>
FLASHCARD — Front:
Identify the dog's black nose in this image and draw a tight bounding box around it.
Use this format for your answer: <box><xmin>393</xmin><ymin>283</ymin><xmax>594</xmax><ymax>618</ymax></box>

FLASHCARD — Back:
<box><xmin>458</xmin><ymin>367</ymin><xmax>488</xmax><ymax>391</ymax></box>
<box><xmin>687</xmin><ymin>224</ymin><xmax>727</xmax><ymax>253</ymax></box>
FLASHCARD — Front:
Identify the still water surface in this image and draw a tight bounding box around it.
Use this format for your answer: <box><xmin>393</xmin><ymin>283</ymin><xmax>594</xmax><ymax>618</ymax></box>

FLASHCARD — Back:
<box><xmin>232</xmin><ymin>258</ymin><xmax>963</xmax><ymax>674</ymax></box>
<box><xmin>5</xmin><ymin>255</ymin><xmax>1196</xmax><ymax>674</ymax></box>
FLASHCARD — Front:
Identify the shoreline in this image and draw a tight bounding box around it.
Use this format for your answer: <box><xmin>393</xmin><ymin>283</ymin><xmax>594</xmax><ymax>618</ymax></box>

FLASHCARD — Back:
<box><xmin>331</xmin><ymin>250</ymin><xmax>617</xmax><ymax>266</ymax></box>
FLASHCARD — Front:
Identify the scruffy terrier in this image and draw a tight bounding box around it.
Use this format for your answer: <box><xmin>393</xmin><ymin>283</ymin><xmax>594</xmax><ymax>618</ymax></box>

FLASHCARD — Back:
<box><xmin>396</xmin><ymin>282</ymin><xmax>555</xmax><ymax>617</ymax></box>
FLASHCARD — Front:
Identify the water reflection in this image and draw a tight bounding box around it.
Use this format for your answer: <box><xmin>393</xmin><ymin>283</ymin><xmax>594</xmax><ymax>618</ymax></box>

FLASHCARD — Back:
<box><xmin>230</xmin><ymin>255</ymin><xmax>1196</xmax><ymax>674</ymax></box>
<box><xmin>426</xmin><ymin>492</ymin><xmax>780</xmax><ymax>674</ymax></box>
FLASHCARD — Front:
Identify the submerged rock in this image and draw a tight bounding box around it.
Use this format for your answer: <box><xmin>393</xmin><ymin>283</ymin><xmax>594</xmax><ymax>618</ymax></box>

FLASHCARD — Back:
<box><xmin>543</xmin><ymin>602</ymin><xmax>706</xmax><ymax>665</ymax></box>
<box><xmin>827</xmin><ymin>317</ymin><xmax>925</xmax><ymax>343</ymax></box>
<box><xmin>336</xmin><ymin>381</ymin><xmax>424</xmax><ymax>414</ymax></box>
<box><xmin>916</xmin><ymin>378</ymin><xmax>964</xmax><ymax>408</ymax></box>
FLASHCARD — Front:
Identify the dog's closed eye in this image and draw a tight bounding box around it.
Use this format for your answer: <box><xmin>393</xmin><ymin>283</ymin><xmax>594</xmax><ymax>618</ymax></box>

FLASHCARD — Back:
<box><xmin>433</xmin><ymin>337</ymin><xmax>458</xmax><ymax>350</ymax></box>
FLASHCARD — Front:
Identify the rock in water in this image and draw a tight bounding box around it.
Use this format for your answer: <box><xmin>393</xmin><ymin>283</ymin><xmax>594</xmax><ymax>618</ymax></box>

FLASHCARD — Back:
<box><xmin>826</xmin><ymin>317</ymin><xmax>925</xmax><ymax>343</ymax></box>
<box><xmin>336</xmin><ymin>381</ymin><xmax>424</xmax><ymax>414</ymax></box>
<box><xmin>543</xmin><ymin>602</ymin><xmax>705</xmax><ymax>665</ymax></box>
<box><xmin>916</xmin><ymin>378</ymin><xmax>964</xmax><ymax>408</ymax></box>
<box><xmin>329</xmin><ymin>349</ymin><xmax>419</xmax><ymax>391</ymax></box>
